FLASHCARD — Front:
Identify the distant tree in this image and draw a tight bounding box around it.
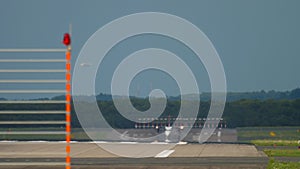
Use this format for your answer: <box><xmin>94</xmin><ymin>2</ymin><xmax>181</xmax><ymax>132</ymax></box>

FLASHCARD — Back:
<box><xmin>289</xmin><ymin>88</ymin><xmax>300</xmax><ymax>99</ymax></box>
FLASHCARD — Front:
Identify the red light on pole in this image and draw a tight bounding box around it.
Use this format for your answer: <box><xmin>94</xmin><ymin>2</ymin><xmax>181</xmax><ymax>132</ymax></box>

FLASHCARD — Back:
<box><xmin>63</xmin><ymin>33</ymin><xmax>71</xmax><ymax>46</ymax></box>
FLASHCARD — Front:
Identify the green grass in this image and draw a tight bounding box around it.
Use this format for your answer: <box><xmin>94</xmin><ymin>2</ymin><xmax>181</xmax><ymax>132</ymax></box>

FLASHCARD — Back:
<box><xmin>263</xmin><ymin>149</ymin><xmax>300</xmax><ymax>157</ymax></box>
<box><xmin>237</xmin><ymin>126</ymin><xmax>300</xmax><ymax>141</ymax></box>
<box><xmin>251</xmin><ymin>140</ymin><xmax>299</xmax><ymax>146</ymax></box>
<box><xmin>267</xmin><ymin>158</ymin><xmax>300</xmax><ymax>169</ymax></box>
<box><xmin>238</xmin><ymin>127</ymin><xmax>300</xmax><ymax>168</ymax></box>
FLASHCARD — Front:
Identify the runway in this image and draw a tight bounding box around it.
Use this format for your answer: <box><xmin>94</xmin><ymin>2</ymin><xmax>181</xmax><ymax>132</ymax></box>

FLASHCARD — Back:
<box><xmin>0</xmin><ymin>142</ymin><xmax>268</xmax><ymax>169</ymax></box>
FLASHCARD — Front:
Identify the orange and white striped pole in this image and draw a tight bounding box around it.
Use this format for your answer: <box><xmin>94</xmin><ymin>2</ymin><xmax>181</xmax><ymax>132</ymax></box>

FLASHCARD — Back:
<box><xmin>63</xmin><ymin>32</ymin><xmax>71</xmax><ymax>169</ymax></box>
<box><xmin>65</xmin><ymin>47</ymin><xmax>71</xmax><ymax>169</ymax></box>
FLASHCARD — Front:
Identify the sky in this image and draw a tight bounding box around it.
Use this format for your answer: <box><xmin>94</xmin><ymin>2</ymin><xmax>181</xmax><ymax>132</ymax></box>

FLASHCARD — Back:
<box><xmin>0</xmin><ymin>0</ymin><xmax>300</xmax><ymax>98</ymax></box>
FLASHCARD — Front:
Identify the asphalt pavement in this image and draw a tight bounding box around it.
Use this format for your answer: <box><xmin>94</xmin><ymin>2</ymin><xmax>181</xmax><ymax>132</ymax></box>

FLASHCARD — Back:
<box><xmin>0</xmin><ymin>142</ymin><xmax>268</xmax><ymax>169</ymax></box>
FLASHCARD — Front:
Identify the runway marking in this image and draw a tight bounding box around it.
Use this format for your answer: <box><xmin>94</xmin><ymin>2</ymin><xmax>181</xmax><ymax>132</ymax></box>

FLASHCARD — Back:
<box><xmin>150</xmin><ymin>142</ymin><xmax>168</xmax><ymax>144</ymax></box>
<box><xmin>177</xmin><ymin>141</ymin><xmax>187</xmax><ymax>145</ymax></box>
<box><xmin>92</xmin><ymin>141</ymin><xmax>108</xmax><ymax>144</ymax></box>
<box><xmin>119</xmin><ymin>141</ymin><xmax>137</xmax><ymax>144</ymax></box>
<box><xmin>120</xmin><ymin>131</ymin><xmax>129</xmax><ymax>139</ymax></box>
<box><xmin>155</xmin><ymin>150</ymin><xmax>175</xmax><ymax>158</ymax></box>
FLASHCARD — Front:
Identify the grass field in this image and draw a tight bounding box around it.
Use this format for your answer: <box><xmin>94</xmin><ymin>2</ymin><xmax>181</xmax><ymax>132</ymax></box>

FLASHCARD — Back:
<box><xmin>237</xmin><ymin>127</ymin><xmax>300</xmax><ymax>169</ymax></box>
<box><xmin>251</xmin><ymin>140</ymin><xmax>299</xmax><ymax>146</ymax></box>
<box><xmin>237</xmin><ymin>126</ymin><xmax>300</xmax><ymax>141</ymax></box>
<box><xmin>268</xmin><ymin>158</ymin><xmax>300</xmax><ymax>169</ymax></box>
<box><xmin>264</xmin><ymin>149</ymin><xmax>300</xmax><ymax>157</ymax></box>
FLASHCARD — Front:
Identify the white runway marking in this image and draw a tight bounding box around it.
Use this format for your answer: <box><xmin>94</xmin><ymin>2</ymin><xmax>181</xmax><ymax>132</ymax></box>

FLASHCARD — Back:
<box><xmin>91</xmin><ymin>141</ymin><xmax>108</xmax><ymax>144</ymax></box>
<box><xmin>155</xmin><ymin>150</ymin><xmax>175</xmax><ymax>158</ymax></box>
<box><xmin>150</xmin><ymin>142</ymin><xmax>168</xmax><ymax>144</ymax></box>
<box><xmin>119</xmin><ymin>141</ymin><xmax>137</xmax><ymax>144</ymax></box>
<box><xmin>177</xmin><ymin>141</ymin><xmax>187</xmax><ymax>145</ymax></box>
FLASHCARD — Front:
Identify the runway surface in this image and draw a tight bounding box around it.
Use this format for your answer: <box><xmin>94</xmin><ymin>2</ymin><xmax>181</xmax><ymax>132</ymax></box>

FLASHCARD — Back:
<box><xmin>0</xmin><ymin>142</ymin><xmax>268</xmax><ymax>169</ymax></box>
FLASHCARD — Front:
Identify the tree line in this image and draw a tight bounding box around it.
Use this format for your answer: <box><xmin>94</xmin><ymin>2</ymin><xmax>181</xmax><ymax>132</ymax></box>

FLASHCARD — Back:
<box><xmin>0</xmin><ymin>98</ymin><xmax>299</xmax><ymax>128</ymax></box>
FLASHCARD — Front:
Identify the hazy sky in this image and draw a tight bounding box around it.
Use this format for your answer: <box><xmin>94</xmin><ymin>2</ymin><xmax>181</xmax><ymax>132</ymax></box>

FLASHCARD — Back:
<box><xmin>0</xmin><ymin>0</ymin><xmax>300</xmax><ymax>98</ymax></box>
